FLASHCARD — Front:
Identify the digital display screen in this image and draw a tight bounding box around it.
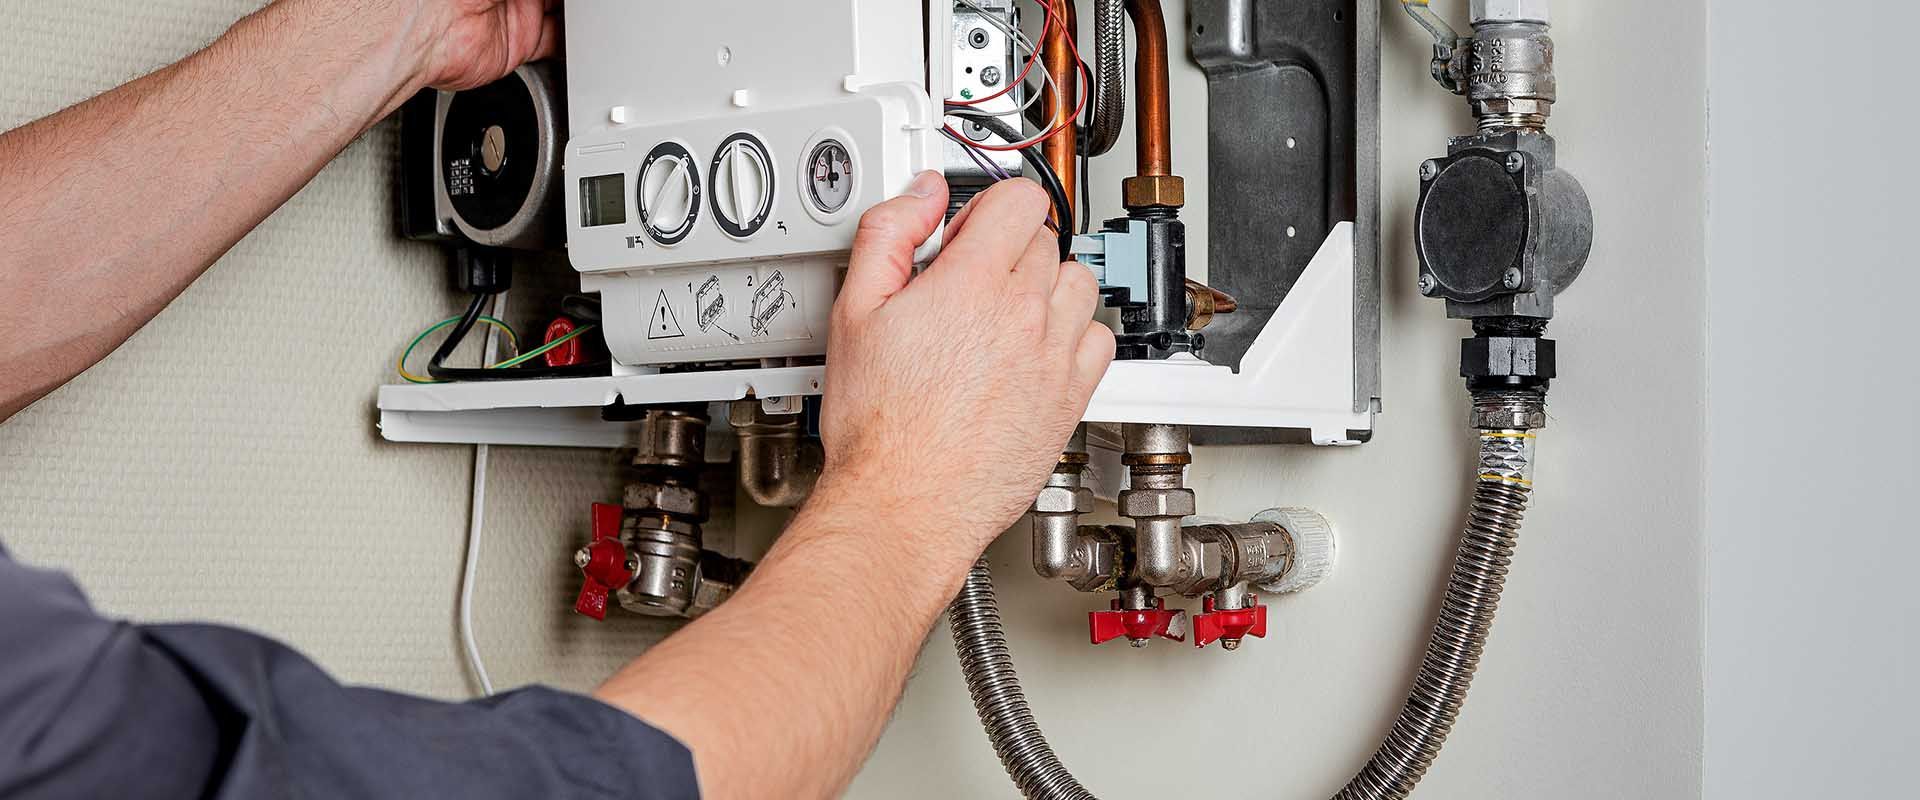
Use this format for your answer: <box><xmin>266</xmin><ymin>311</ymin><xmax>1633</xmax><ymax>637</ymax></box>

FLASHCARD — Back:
<box><xmin>580</xmin><ymin>173</ymin><xmax>628</xmax><ymax>227</ymax></box>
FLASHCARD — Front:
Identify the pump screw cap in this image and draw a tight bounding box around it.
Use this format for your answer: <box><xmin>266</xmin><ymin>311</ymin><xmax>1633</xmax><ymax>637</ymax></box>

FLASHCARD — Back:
<box><xmin>1253</xmin><ymin>507</ymin><xmax>1337</xmax><ymax>595</ymax></box>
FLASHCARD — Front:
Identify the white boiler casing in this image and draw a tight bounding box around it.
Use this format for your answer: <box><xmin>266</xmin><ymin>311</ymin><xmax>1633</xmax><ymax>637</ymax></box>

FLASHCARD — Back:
<box><xmin>561</xmin><ymin>1</ymin><xmax>944</xmax><ymax>367</ymax></box>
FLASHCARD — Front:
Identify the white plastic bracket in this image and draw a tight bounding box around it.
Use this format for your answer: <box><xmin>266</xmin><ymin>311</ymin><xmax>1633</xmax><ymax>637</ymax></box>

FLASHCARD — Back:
<box><xmin>376</xmin><ymin>224</ymin><xmax>1373</xmax><ymax>448</ymax></box>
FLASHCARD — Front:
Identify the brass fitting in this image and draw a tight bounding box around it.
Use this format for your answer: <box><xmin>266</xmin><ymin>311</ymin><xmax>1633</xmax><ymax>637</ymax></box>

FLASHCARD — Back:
<box><xmin>1184</xmin><ymin>280</ymin><xmax>1238</xmax><ymax>331</ymax></box>
<box><xmin>1122</xmin><ymin>174</ymin><xmax>1185</xmax><ymax>211</ymax></box>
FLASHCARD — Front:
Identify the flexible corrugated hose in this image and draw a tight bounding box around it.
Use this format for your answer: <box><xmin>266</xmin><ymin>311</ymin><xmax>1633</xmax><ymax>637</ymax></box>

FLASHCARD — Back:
<box><xmin>950</xmin><ymin>421</ymin><xmax>1538</xmax><ymax>800</ymax></box>
<box><xmin>1333</xmin><ymin>426</ymin><xmax>1534</xmax><ymax>799</ymax></box>
<box><xmin>1084</xmin><ymin>0</ymin><xmax>1128</xmax><ymax>157</ymax></box>
<box><xmin>948</xmin><ymin>559</ymin><xmax>1098</xmax><ymax>800</ymax></box>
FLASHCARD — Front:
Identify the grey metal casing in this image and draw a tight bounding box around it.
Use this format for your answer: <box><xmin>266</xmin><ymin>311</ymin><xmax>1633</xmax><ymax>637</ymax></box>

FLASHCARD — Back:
<box><xmin>1188</xmin><ymin>0</ymin><xmax>1382</xmax><ymax>445</ymax></box>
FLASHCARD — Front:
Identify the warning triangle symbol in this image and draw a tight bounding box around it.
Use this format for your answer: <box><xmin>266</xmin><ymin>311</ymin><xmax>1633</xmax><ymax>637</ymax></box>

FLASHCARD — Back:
<box><xmin>647</xmin><ymin>290</ymin><xmax>686</xmax><ymax>340</ymax></box>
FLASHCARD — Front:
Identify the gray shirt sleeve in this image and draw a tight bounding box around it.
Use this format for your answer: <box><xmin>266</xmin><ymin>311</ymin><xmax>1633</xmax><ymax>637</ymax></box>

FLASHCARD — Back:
<box><xmin>0</xmin><ymin>543</ymin><xmax>700</xmax><ymax>800</ymax></box>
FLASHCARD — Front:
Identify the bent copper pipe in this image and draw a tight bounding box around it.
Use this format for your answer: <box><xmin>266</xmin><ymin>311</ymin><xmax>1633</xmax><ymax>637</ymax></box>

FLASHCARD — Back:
<box><xmin>1041</xmin><ymin>0</ymin><xmax>1079</xmax><ymax>225</ymax></box>
<box><xmin>1126</xmin><ymin>0</ymin><xmax>1173</xmax><ymax>179</ymax></box>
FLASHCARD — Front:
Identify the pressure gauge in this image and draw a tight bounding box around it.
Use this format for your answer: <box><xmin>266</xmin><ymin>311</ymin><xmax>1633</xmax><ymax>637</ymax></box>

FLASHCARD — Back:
<box><xmin>805</xmin><ymin>139</ymin><xmax>856</xmax><ymax>214</ymax></box>
<box><xmin>709</xmin><ymin>132</ymin><xmax>775</xmax><ymax>238</ymax></box>
<box><xmin>637</xmin><ymin>141</ymin><xmax>700</xmax><ymax>245</ymax></box>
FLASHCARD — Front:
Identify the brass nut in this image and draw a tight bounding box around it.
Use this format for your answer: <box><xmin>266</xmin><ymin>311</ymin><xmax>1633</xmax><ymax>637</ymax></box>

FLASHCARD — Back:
<box><xmin>623</xmin><ymin>482</ymin><xmax>707</xmax><ymax>518</ymax></box>
<box><xmin>1121</xmin><ymin>452</ymin><xmax>1192</xmax><ymax>468</ymax></box>
<box><xmin>1122</xmin><ymin>175</ymin><xmax>1186</xmax><ymax>210</ymax></box>
<box><xmin>1033</xmin><ymin>486</ymin><xmax>1094</xmax><ymax>515</ymax></box>
<box><xmin>1117</xmin><ymin>488</ymin><xmax>1197</xmax><ymax>519</ymax></box>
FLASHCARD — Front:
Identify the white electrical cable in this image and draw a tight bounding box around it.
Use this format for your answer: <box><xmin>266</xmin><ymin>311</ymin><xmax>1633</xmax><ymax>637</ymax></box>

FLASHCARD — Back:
<box><xmin>456</xmin><ymin>294</ymin><xmax>507</xmax><ymax>697</ymax></box>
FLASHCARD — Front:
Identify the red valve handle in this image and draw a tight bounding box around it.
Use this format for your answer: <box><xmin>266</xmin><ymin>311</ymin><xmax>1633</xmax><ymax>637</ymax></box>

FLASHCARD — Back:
<box><xmin>1089</xmin><ymin>598</ymin><xmax>1188</xmax><ymax>645</ymax></box>
<box><xmin>575</xmin><ymin>504</ymin><xmax>633</xmax><ymax>620</ymax></box>
<box><xmin>1191</xmin><ymin>595</ymin><xmax>1268</xmax><ymax>648</ymax></box>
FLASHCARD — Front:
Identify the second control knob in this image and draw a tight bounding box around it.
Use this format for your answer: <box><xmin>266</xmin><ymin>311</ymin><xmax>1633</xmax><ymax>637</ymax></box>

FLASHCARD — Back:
<box><xmin>709</xmin><ymin>132</ymin><xmax>775</xmax><ymax>239</ymax></box>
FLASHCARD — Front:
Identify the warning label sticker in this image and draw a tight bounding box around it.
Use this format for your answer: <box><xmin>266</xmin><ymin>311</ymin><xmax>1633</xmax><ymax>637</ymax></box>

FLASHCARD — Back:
<box><xmin>622</xmin><ymin>263</ymin><xmax>817</xmax><ymax>356</ymax></box>
<box><xmin>646</xmin><ymin>290</ymin><xmax>686</xmax><ymax>340</ymax></box>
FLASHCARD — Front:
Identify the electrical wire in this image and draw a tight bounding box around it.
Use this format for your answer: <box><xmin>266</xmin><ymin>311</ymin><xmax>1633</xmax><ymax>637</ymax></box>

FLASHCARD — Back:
<box><xmin>944</xmin><ymin>109</ymin><xmax>1075</xmax><ymax>259</ymax></box>
<box><xmin>491</xmin><ymin>323</ymin><xmax>597</xmax><ymax>370</ymax></box>
<box><xmin>944</xmin><ymin>126</ymin><xmax>1015</xmax><ymax>181</ymax></box>
<box><xmin>397</xmin><ymin>315</ymin><xmax>520</xmax><ymax>384</ymax></box>
<box><xmin>946</xmin><ymin>0</ymin><xmax>1089</xmax><ymax>151</ymax></box>
<box><xmin>950</xmin><ymin>0</ymin><xmax>1050</xmax><ymax>111</ymax></box>
<box><xmin>427</xmin><ymin>293</ymin><xmax>611</xmax><ymax>382</ymax></box>
<box><xmin>457</xmin><ymin>294</ymin><xmax>508</xmax><ymax>698</ymax></box>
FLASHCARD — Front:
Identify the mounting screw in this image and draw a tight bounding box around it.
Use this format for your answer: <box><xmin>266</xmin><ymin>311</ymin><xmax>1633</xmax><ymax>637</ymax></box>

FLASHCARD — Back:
<box><xmin>1506</xmin><ymin>153</ymin><xmax>1526</xmax><ymax>173</ymax></box>
<box><xmin>1502</xmin><ymin>268</ymin><xmax>1524</xmax><ymax>289</ymax></box>
<box><xmin>573</xmin><ymin>547</ymin><xmax>592</xmax><ymax>569</ymax></box>
<box><xmin>1418</xmin><ymin>274</ymin><xmax>1438</xmax><ymax>295</ymax></box>
<box><xmin>980</xmin><ymin>66</ymin><xmax>1003</xmax><ymax>87</ymax></box>
<box><xmin>1420</xmin><ymin>160</ymin><xmax>1440</xmax><ymax>181</ymax></box>
<box><xmin>968</xmin><ymin>27</ymin><xmax>991</xmax><ymax>48</ymax></box>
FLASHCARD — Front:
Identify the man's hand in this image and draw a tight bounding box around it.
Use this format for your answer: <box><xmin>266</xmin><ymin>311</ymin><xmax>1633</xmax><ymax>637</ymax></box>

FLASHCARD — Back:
<box><xmin>813</xmin><ymin>172</ymin><xmax>1115</xmax><ymax>557</ymax></box>
<box><xmin>400</xmin><ymin>0</ymin><xmax>560</xmax><ymax>91</ymax></box>
<box><xmin>600</xmin><ymin>175</ymin><xmax>1113</xmax><ymax>799</ymax></box>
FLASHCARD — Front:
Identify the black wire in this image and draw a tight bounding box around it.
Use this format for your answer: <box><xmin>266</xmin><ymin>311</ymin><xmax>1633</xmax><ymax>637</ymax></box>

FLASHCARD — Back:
<box><xmin>561</xmin><ymin>294</ymin><xmax>603</xmax><ymax>323</ymax></box>
<box><xmin>427</xmin><ymin>292</ymin><xmax>612</xmax><ymax>381</ymax></box>
<box><xmin>1078</xmin><ymin>146</ymin><xmax>1093</xmax><ymax>235</ymax></box>
<box><xmin>945</xmin><ymin>108</ymin><xmax>1075</xmax><ymax>259</ymax></box>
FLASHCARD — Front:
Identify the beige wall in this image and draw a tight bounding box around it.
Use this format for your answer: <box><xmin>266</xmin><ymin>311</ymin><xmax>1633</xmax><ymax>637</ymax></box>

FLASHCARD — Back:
<box><xmin>0</xmin><ymin>1</ymin><xmax>1706</xmax><ymax>797</ymax></box>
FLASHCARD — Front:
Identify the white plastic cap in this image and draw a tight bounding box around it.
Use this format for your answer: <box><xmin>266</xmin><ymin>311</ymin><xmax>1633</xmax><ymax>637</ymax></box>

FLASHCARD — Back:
<box><xmin>1254</xmin><ymin>507</ymin><xmax>1337</xmax><ymax>595</ymax></box>
<box><xmin>1471</xmin><ymin>0</ymin><xmax>1550</xmax><ymax>24</ymax></box>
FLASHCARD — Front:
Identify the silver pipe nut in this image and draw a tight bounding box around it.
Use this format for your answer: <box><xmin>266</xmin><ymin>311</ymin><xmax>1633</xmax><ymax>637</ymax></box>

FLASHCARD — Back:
<box><xmin>1117</xmin><ymin>488</ymin><xmax>1197</xmax><ymax>519</ymax></box>
<box><xmin>1470</xmin><ymin>392</ymin><xmax>1549</xmax><ymax>430</ymax></box>
<box><xmin>1033</xmin><ymin>486</ymin><xmax>1094</xmax><ymax>515</ymax></box>
<box><xmin>1472</xmin><ymin>0</ymin><xmax>1550</xmax><ymax>24</ymax></box>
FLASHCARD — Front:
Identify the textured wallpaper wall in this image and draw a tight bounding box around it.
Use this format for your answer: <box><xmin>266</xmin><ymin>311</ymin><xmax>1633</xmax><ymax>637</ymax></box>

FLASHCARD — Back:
<box><xmin>0</xmin><ymin>2</ymin><xmax>1709</xmax><ymax>798</ymax></box>
<box><xmin>0</xmin><ymin>0</ymin><xmax>667</xmax><ymax>699</ymax></box>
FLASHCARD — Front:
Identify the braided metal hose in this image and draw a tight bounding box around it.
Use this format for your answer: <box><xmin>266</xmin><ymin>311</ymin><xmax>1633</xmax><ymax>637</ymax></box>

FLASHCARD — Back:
<box><xmin>949</xmin><ymin>560</ymin><xmax>1099</xmax><ymax>800</ymax></box>
<box><xmin>1084</xmin><ymin>0</ymin><xmax>1128</xmax><ymax>157</ymax></box>
<box><xmin>1333</xmin><ymin>426</ymin><xmax>1536</xmax><ymax>800</ymax></box>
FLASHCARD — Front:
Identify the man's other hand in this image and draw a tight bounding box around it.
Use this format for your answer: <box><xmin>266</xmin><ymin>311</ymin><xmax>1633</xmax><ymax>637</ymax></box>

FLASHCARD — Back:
<box><xmin>814</xmin><ymin>173</ymin><xmax>1116</xmax><ymax>559</ymax></box>
<box><xmin>401</xmin><ymin>0</ymin><xmax>560</xmax><ymax>91</ymax></box>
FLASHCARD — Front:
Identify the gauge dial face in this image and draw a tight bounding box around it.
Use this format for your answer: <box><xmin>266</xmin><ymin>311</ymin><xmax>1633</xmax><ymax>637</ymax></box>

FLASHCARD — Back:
<box><xmin>637</xmin><ymin>141</ymin><xmax>700</xmax><ymax>245</ymax></box>
<box><xmin>709</xmin><ymin>132</ymin><xmax>775</xmax><ymax>238</ymax></box>
<box><xmin>805</xmin><ymin>140</ymin><xmax>855</xmax><ymax>214</ymax></box>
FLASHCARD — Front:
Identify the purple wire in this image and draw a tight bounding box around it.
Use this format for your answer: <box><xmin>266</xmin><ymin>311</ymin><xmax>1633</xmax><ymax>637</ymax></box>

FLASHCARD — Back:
<box><xmin>943</xmin><ymin>127</ymin><xmax>1014</xmax><ymax>181</ymax></box>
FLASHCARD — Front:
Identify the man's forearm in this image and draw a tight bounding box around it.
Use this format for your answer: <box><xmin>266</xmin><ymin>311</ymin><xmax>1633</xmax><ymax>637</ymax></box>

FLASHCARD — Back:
<box><xmin>0</xmin><ymin>0</ymin><xmax>436</xmax><ymax>421</ymax></box>
<box><xmin>595</xmin><ymin>480</ymin><xmax>984</xmax><ymax>800</ymax></box>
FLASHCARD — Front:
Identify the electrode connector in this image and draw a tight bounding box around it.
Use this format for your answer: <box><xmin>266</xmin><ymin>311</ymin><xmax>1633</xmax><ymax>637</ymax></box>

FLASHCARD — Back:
<box><xmin>1077</xmin><ymin>215</ymin><xmax>1200</xmax><ymax>360</ymax></box>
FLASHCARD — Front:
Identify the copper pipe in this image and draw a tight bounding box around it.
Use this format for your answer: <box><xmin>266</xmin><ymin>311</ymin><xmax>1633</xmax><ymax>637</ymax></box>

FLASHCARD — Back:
<box><xmin>1040</xmin><ymin>0</ymin><xmax>1078</xmax><ymax>226</ymax></box>
<box><xmin>1126</xmin><ymin>0</ymin><xmax>1172</xmax><ymax>178</ymax></box>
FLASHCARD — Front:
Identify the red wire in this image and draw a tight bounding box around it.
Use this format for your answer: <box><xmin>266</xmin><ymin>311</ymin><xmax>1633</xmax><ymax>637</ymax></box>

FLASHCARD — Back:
<box><xmin>944</xmin><ymin>0</ymin><xmax>1090</xmax><ymax>152</ymax></box>
<box><xmin>949</xmin><ymin>10</ymin><xmax>1049</xmax><ymax>107</ymax></box>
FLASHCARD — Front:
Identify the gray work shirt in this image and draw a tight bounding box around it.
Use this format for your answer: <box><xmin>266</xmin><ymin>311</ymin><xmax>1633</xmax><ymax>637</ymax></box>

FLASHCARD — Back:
<box><xmin>0</xmin><ymin>543</ymin><xmax>699</xmax><ymax>799</ymax></box>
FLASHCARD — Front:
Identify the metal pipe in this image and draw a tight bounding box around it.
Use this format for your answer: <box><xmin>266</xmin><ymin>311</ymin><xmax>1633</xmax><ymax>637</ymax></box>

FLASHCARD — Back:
<box><xmin>1118</xmin><ymin>423</ymin><xmax>1193</xmax><ymax>587</ymax></box>
<box><xmin>1041</xmin><ymin>0</ymin><xmax>1079</xmax><ymax>223</ymax></box>
<box><xmin>1085</xmin><ymin>0</ymin><xmax>1128</xmax><ymax>157</ymax></box>
<box><xmin>1125</xmin><ymin>0</ymin><xmax>1172</xmax><ymax>179</ymax></box>
<box><xmin>949</xmin><ymin>560</ymin><xmax>1099</xmax><ymax>800</ymax></box>
<box><xmin>732</xmin><ymin>401</ymin><xmax>823</xmax><ymax>508</ymax></box>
